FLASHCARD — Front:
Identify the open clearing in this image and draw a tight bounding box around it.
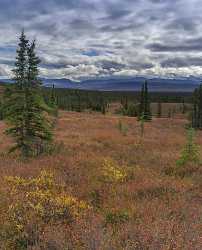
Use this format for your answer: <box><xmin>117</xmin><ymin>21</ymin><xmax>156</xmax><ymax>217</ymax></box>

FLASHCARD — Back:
<box><xmin>0</xmin><ymin>111</ymin><xmax>201</xmax><ymax>249</ymax></box>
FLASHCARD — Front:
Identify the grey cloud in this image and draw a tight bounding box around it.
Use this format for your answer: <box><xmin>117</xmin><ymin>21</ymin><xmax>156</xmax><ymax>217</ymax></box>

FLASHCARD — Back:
<box><xmin>161</xmin><ymin>57</ymin><xmax>202</xmax><ymax>68</ymax></box>
<box><xmin>0</xmin><ymin>67</ymin><xmax>6</xmax><ymax>76</ymax></box>
<box><xmin>0</xmin><ymin>58</ymin><xmax>14</xmax><ymax>66</ymax></box>
<box><xmin>165</xmin><ymin>18</ymin><xmax>198</xmax><ymax>32</ymax></box>
<box><xmin>69</xmin><ymin>19</ymin><xmax>96</xmax><ymax>31</ymax></box>
<box><xmin>147</xmin><ymin>37</ymin><xmax>202</xmax><ymax>52</ymax></box>
<box><xmin>0</xmin><ymin>0</ymin><xmax>202</xmax><ymax>79</ymax></box>
<box><xmin>96</xmin><ymin>60</ymin><xmax>126</xmax><ymax>70</ymax></box>
<box><xmin>131</xmin><ymin>62</ymin><xmax>154</xmax><ymax>70</ymax></box>
<box><xmin>101</xmin><ymin>9</ymin><xmax>132</xmax><ymax>21</ymax></box>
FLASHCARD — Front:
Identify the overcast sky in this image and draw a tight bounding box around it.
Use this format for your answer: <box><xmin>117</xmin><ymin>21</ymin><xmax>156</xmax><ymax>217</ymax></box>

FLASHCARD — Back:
<box><xmin>0</xmin><ymin>0</ymin><xmax>202</xmax><ymax>80</ymax></box>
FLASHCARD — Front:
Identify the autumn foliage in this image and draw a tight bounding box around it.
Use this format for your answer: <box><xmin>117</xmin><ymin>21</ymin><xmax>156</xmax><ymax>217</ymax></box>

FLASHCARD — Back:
<box><xmin>0</xmin><ymin>111</ymin><xmax>201</xmax><ymax>249</ymax></box>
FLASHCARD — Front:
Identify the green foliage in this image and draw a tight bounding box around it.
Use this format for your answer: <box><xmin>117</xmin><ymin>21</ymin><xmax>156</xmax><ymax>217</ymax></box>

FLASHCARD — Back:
<box><xmin>0</xmin><ymin>98</ymin><xmax>4</xmax><ymax>120</ymax></box>
<box><xmin>49</xmin><ymin>84</ymin><xmax>58</xmax><ymax>116</ymax></box>
<box><xmin>40</xmin><ymin>86</ymin><xmax>193</xmax><ymax>116</ymax></box>
<box><xmin>164</xmin><ymin>164</ymin><xmax>200</xmax><ymax>178</ymax></box>
<box><xmin>127</xmin><ymin>103</ymin><xmax>138</xmax><ymax>117</ymax></box>
<box><xmin>138</xmin><ymin>80</ymin><xmax>152</xmax><ymax>121</ymax></box>
<box><xmin>121</xmin><ymin>96</ymin><xmax>128</xmax><ymax>111</ymax></box>
<box><xmin>90</xmin><ymin>190</ymin><xmax>102</xmax><ymax>209</ymax></box>
<box><xmin>117</xmin><ymin>120</ymin><xmax>128</xmax><ymax>136</ymax></box>
<box><xmin>120</xmin><ymin>103</ymin><xmax>138</xmax><ymax>117</ymax></box>
<box><xmin>181</xmin><ymin>98</ymin><xmax>187</xmax><ymax>114</ymax></box>
<box><xmin>176</xmin><ymin>128</ymin><xmax>200</xmax><ymax>167</ymax></box>
<box><xmin>105</xmin><ymin>210</ymin><xmax>129</xmax><ymax>228</ymax></box>
<box><xmin>157</xmin><ymin>101</ymin><xmax>162</xmax><ymax>118</ymax></box>
<box><xmin>101</xmin><ymin>101</ymin><xmax>107</xmax><ymax>115</ymax></box>
<box><xmin>4</xmin><ymin>32</ymin><xmax>53</xmax><ymax>157</ymax></box>
<box><xmin>139</xmin><ymin>114</ymin><xmax>145</xmax><ymax>138</ymax></box>
<box><xmin>191</xmin><ymin>85</ymin><xmax>202</xmax><ymax>129</ymax></box>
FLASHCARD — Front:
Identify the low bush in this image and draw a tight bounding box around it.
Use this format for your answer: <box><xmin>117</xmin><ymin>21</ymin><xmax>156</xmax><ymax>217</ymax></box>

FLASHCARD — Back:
<box><xmin>176</xmin><ymin>128</ymin><xmax>200</xmax><ymax>167</ymax></box>
<box><xmin>117</xmin><ymin>120</ymin><xmax>129</xmax><ymax>136</ymax></box>
<box><xmin>0</xmin><ymin>171</ymin><xmax>90</xmax><ymax>249</ymax></box>
<box><xmin>104</xmin><ymin>210</ymin><xmax>130</xmax><ymax>230</ymax></box>
<box><xmin>101</xmin><ymin>158</ymin><xmax>127</xmax><ymax>184</ymax></box>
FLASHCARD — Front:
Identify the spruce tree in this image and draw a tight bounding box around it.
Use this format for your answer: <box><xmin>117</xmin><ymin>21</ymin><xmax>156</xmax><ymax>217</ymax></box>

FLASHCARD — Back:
<box><xmin>49</xmin><ymin>84</ymin><xmax>58</xmax><ymax>109</ymax></box>
<box><xmin>192</xmin><ymin>88</ymin><xmax>199</xmax><ymax>128</ymax></box>
<box><xmin>182</xmin><ymin>98</ymin><xmax>186</xmax><ymax>114</ymax></box>
<box><xmin>144</xmin><ymin>80</ymin><xmax>149</xmax><ymax>118</ymax></box>
<box><xmin>75</xmin><ymin>91</ymin><xmax>81</xmax><ymax>112</ymax></box>
<box><xmin>5</xmin><ymin>32</ymin><xmax>52</xmax><ymax>156</ymax></box>
<box><xmin>157</xmin><ymin>101</ymin><xmax>162</xmax><ymax>118</ymax></box>
<box><xmin>50</xmin><ymin>84</ymin><xmax>57</xmax><ymax>107</ymax></box>
<box><xmin>191</xmin><ymin>84</ymin><xmax>202</xmax><ymax>129</ymax></box>
<box><xmin>13</xmin><ymin>30</ymin><xmax>29</xmax><ymax>89</ymax></box>
<box><xmin>124</xmin><ymin>96</ymin><xmax>128</xmax><ymax>111</ymax></box>
<box><xmin>198</xmin><ymin>85</ymin><xmax>202</xmax><ymax>128</ymax></box>
<box><xmin>138</xmin><ymin>80</ymin><xmax>152</xmax><ymax>121</ymax></box>
<box><xmin>0</xmin><ymin>100</ymin><xmax>3</xmax><ymax>120</ymax></box>
<box><xmin>139</xmin><ymin>84</ymin><xmax>144</xmax><ymax>118</ymax></box>
<box><xmin>100</xmin><ymin>95</ymin><xmax>107</xmax><ymax>115</ymax></box>
<box><xmin>4</xmin><ymin>31</ymin><xmax>29</xmax><ymax>155</ymax></box>
<box><xmin>25</xmin><ymin>39</ymin><xmax>52</xmax><ymax>155</ymax></box>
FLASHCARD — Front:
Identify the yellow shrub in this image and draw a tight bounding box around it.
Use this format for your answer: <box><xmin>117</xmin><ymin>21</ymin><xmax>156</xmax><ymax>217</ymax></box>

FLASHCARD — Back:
<box><xmin>102</xmin><ymin>158</ymin><xmax>127</xmax><ymax>183</ymax></box>
<box><xmin>1</xmin><ymin>171</ymin><xmax>90</xmax><ymax>249</ymax></box>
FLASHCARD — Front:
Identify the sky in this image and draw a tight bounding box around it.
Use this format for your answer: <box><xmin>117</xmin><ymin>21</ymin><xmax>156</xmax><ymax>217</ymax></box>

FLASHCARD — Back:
<box><xmin>0</xmin><ymin>0</ymin><xmax>202</xmax><ymax>80</ymax></box>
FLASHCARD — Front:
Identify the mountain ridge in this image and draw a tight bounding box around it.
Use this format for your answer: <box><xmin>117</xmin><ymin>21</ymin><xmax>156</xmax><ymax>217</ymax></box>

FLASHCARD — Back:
<box><xmin>1</xmin><ymin>76</ymin><xmax>201</xmax><ymax>92</ymax></box>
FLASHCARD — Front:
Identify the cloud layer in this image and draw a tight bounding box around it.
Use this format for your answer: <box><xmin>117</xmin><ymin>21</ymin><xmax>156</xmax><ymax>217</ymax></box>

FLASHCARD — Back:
<box><xmin>0</xmin><ymin>0</ymin><xmax>202</xmax><ymax>79</ymax></box>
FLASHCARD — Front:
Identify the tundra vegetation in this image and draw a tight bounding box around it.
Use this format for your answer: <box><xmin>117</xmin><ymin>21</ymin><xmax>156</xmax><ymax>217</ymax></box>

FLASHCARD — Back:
<box><xmin>0</xmin><ymin>32</ymin><xmax>201</xmax><ymax>249</ymax></box>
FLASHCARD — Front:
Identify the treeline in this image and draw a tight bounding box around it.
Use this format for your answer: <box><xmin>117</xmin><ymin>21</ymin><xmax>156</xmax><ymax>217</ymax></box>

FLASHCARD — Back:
<box><xmin>42</xmin><ymin>87</ymin><xmax>108</xmax><ymax>114</ymax></box>
<box><xmin>41</xmin><ymin>86</ymin><xmax>193</xmax><ymax>112</ymax></box>
<box><xmin>0</xmin><ymin>81</ymin><xmax>195</xmax><ymax>121</ymax></box>
<box><xmin>0</xmin><ymin>79</ymin><xmax>197</xmax><ymax>123</ymax></box>
<box><xmin>0</xmin><ymin>76</ymin><xmax>194</xmax><ymax>119</ymax></box>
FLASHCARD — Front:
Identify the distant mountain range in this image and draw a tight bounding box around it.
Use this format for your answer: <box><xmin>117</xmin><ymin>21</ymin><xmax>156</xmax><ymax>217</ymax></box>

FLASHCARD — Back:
<box><xmin>1</xmin><ymin>76</ymin><xmax>202</xmax><ymax>92</ymax></box>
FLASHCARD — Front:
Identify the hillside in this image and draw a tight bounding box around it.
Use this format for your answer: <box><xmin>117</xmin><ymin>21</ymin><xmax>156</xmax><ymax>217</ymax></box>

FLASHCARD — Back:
<box><xmin>0</xmin><ymin>111</ymin><xmax>201</xmax><ymax>249</ymax></box>
<box><xmin>33</xmin><ymin>77</ymin><xmax>202</xmax><ymax>92</ymax></box>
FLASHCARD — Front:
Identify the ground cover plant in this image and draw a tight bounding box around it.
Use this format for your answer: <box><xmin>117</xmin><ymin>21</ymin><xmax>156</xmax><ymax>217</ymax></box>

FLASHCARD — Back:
<box><xmin>0</xmin><ymin>111</ymin><xmax>201</xmax><ymax>249</ymax></box>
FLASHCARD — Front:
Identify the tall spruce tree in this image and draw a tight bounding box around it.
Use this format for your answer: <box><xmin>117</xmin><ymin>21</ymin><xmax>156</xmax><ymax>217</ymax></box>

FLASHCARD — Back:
<box><xmin>4</xmin><ymin>31</ymin><xmax>29</xmax><ymax>155</ymax></box>
<box><xmin>192</xmin><ymin>84</ymin><xmax>202</xmax><ymax>129</ymax></box>
<box><xmin>192</xmin><ymin>88</ymin><xmax>198</xmax><ymax>128</ymax></box>
<box><xmin>0</xmin><ymin>98</ymin><xmax>3</xmax><ymax>120</ymax></box>
<box><xmin>5</xmin><ymin>32</ymin><xmax>52</xmax><ymax>156</ymax></box>
<box><xmin>124</xmin><ymin>96</ymin><xmax>128</xmax><ymax>111</ymax></box>
<box><xmin>139</xmin><ymin>84</ymin><xmax>144</xmax><ymax>118</ymax></box>
<box><xmin>50</xmin><ymin>84</ymin><xmax>56</xmax><ymax>107</ymax></box>
<box><xmin>138</xmin><ymin>80</ymin><xmax>152</xmax><ymax>121</ymax></box>
<box><xmin>157</xmin><ymin>101</ymin><xmax>162</xmax><ymax>118</ymax></box>
<box><xmin>182</xmin><ymin>98</ymin><xmax>186</xmax><ymax>114</ymax></box>
<box><xmin>49</xmin><ymin>84</ymin><xmax>58</xmax><ymax>116</ymax></box>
